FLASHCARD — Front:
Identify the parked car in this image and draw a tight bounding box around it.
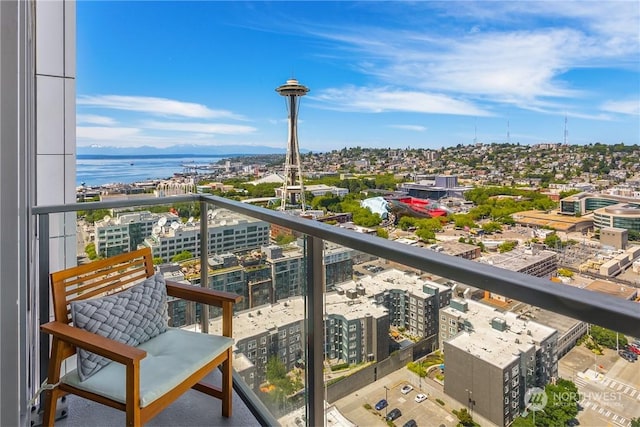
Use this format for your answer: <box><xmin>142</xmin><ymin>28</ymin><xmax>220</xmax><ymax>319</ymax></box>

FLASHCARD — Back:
<box><xmin>627</xmin><ymin>345</ymin><xmax>640</xmax><ymax>355</ymax></box>
<box><xmin>403</xmin><ymin>419</ymin><xmax>417</xmax><ymax>427</ymax></box>
<box><xmin>619</xmin><ymin>350</ymin><xmax>636</xmax><ymax>362</ymax></box>
<box><xmin>624</xmin><ymin>349</ymin><xmax>638</xmax><ymax>360</ymax></box>
<box><xmin>415</xmin><ymin>393</ymin><xmax>427</xmax><ymax>403</ymax></box>
<box><xmin>375</xmin><ymin>399</ymin><xmax>388</xmax><ymax>411</ymax></box>
<box><xmin>386</xmin><ymin>408</ymin><xmax>402</xmax><ymax>421</ymax></box>
<box><xmin>400</xmin><ymin>384</ymin><xmax>413</xmax><ymax>394</ymax></box>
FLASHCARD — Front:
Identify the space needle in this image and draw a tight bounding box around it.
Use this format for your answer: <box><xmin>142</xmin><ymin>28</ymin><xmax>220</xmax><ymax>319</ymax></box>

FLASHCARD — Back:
<box><xmin>276</xmin><ymin>78</ymin><xmax>309</xmax><ymax>212</ymax></box>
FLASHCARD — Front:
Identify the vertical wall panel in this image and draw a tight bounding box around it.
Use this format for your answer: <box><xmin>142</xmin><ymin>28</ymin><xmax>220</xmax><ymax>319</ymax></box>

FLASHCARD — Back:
<box><xmin>64</xmin><ymin>1</ymin><xmax>76</xmax><ymax>78</ymax></box>
<box><xmin>36</xmin><ymin>75</ymin><xmax>64</xmax><ymax>155</ymax></box>
<box><xmin>35</xmin><ymin>0</ymin><xmax>64</xmax><ymax>76</ymax></box>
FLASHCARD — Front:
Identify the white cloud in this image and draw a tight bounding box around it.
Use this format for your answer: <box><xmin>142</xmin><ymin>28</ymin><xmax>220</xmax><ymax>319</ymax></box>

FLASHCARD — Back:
<box><xmin>76</xmin><ymin>114</ymin><xmax>117</xmax><ymax>125</ymax></box>
<box><xmin>77</xmin><ymin>95</ymin><xmax>245</xmax><ymax>120</ymax></box>
<box><xmin>300</xmin><ymin>2</ymin><xmax>638</xmax><ymax>117</ymax></box>
<box><xmin>76</xmin><ymin>126</ymin><xmax>141</xmax><ymax>140</ymax></box>
<box><xmin>312</xmin><ymin>86</ymin><xmax>490</xmax><ymax>116</ymax></box>
<box><xmin>389</xmin><ymin>124</ymin><xmax>427</xmax><ymax>132</ymax></box>
<box><xmin>600</xmin><ymin>99</ymin><xmax>640</xmax><ymax>116</ymax></box>
<box><xmin>141</xmin><ymin>120</ymin><xmax>257</xmax><ymax>134</ymax></box>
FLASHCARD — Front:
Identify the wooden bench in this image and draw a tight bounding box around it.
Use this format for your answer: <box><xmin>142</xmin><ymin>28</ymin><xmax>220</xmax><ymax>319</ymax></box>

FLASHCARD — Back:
<box><xmin>40</xmin><ymin>247</ymin><xmax>242</xmax><ymax>426</ymax></box>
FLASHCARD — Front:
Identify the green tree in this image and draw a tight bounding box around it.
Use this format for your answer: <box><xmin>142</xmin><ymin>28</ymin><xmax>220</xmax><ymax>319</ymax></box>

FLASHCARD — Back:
<box><xmin>352</xmin><ymin>207</ymin><xmax>382</xmax><ymax>227</ymax></box>
<box><xmin>275</xmin><ymin>233</ymin><xmax>296</xmax><ymax>245</ymax></box>
<box><xmin>628</xmin><ymin>230</ymin><xmax>640</xmax><ymax>242</ymax></box>
<box><xmin>630</xmin><ymin>417</ymin><xmax>640</xmax><ymax>427</ymax></box>
<box><xmin>482</xmin><ymin>221</ymin><xmax>503</xmax><ymax>234</ymax></box>
<box><xmin>376</xmin><ymin>228</ymin><xmax>389</xmax><ymax>239</ymax></box>
<box><xmin>85</xmin><ymin>242</ymin><xmax>97</xmax><ymax>260</ymax></box>
<box><xmin>557</xmin><ymin>268</ymin><xmax>574</xmax><ymax>278</ymax></box>
<box><xmin>498</xmin><ymin>241</ymin><xmax>517</xmax><ymax>253</ymax></box>
<box><xmin>455</xmin><ymin>408</ymin><xmax>475</xmax><ymax>427</ymax></box>
<box><xmin>415</xmin><ymin>228</ymin><xmax>435</xmax><ymax>242</ymax></box>
<box><xmin>417</xmin><ymin>217</ymin><xmax>444</xmax><ymax>232</ymax></box>
<box><xmin>452</xmin><ymin>214</ymin><xmax>477</xmax><ymax>229</ymax></box>
<box><xmin>590</xmin><ymin>326</ymin><xmax>627</xmax><ymax>349</ymax></box>
<box><xmin>374</xmin><ymin>173</ymin><xmax>399</xmax><ymax>190</ymax></box>
<box><xmin>398</xmin><ymin>216</ymin><xmax>419</xmax><ymax>231</ymax></box>
<box><xmin>266</xmin><ymin>356</ymin><xmax>287</xmax><ymax>383</ymax></box>
<box><xmin>514</xmin><ymin>379</ymin><xmax>579</xmax><ymax>426</ymax></box>
<box><xmin>78</xmin><ymin>209</ymin><xmax>111</xmax><ymax>224</ymax></box>
<box><xmin>311</xmin><ymin>194</ymin><xmax>341</xmax><ymax>211</ymax></box>
<box><xmin>544</xmin><ymin>233</ymin><xmax>562</xmax><ymax>249</ymax></box>
<box><xmin>153</xmin><ymin>257</ymin><xmax>165</xmax><ymax>265</ymax></box>
<box><xmin>171</xmin><ymin>251</ymin><xmax>193</xmax><ymax>262</ymax></box>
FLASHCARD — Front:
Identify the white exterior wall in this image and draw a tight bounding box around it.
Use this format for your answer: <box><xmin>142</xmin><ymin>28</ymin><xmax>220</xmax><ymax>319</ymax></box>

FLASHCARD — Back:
<box><xmin>1</xmin><ymin>1</ymin><xmax>75</xmax><ymax>424</ymax></box>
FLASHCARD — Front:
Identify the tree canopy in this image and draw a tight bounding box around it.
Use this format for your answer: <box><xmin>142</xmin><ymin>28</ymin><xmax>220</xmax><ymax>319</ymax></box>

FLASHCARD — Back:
<box><xmin>513</xmin><ymin>379</ymin><xmax>579</xmax><ymax>426</ymax></box>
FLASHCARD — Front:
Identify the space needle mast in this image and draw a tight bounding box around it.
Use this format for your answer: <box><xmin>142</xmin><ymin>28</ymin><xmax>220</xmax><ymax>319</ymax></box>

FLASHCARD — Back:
<box><xmin>276</xmin><ymin>78</ymin><xmax>309</xmax><ymax>212</ymax></box>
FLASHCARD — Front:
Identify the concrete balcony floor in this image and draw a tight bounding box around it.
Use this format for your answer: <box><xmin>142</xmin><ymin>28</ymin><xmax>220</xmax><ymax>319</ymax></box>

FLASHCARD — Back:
<box><xmin>54</xmin><ymin>370</ymin><xmax>262</xmax><ymax>427</ymax></box>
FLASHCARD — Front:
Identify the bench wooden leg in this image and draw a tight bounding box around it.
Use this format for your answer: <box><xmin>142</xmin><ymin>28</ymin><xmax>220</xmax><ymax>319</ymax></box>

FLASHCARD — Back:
<box><xmin>125</xmin><ymin>360</ymin><xmax>141</xmax><ymax>426</ymax></box>
<box><xmin>43</xmin><ymin>338</ymin><xmax>65</xmax><ymax>427</ymax></box>
<box><xmin>222</xmin><ymin>348</ymin><xmax>232</xmax><ymax>418</ymax></box>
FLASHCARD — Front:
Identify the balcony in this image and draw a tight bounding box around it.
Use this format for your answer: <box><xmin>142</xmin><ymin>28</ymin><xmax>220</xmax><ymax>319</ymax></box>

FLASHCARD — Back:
<box><xmin>31</xmin><ymin>194</ymin><xmax>640</xmax><ymax>427</ymax></box>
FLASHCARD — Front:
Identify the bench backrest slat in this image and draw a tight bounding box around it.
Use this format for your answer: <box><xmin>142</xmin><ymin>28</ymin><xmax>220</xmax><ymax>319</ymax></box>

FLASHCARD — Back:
<box><xmin>49</xmin><ymin>248</ymin><xmax>155</xmax><ymax>357</ymax></box>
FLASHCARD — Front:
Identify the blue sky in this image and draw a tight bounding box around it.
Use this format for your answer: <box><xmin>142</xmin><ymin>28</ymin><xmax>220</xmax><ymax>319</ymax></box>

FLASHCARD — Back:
<box><xmin>76</xmin><ymin>1</ymin><xmax>640</xmax><ymax>152</ymax></box>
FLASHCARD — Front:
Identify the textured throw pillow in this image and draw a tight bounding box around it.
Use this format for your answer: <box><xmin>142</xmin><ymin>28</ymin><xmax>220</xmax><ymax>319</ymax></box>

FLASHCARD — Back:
<box><xmin>70</xmin><ymin>272</ymin><xmax>168</xmax><ymax>381</ymax></box>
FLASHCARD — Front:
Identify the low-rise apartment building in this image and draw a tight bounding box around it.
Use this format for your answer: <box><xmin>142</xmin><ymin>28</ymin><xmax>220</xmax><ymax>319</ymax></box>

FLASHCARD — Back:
<box><xmin>338</xmin><ymin>269</ymin><xmax>451</xmax><ymax>349</ymax></box>
<box><xmin>141</xmin><ymin>209</ymin><xmax>270</xmax><ymax>262</ymax></box>
<box><xmin>442</xmin><ymin>298</ymin><xmax>558</xmax><ymax>427</ymax></box>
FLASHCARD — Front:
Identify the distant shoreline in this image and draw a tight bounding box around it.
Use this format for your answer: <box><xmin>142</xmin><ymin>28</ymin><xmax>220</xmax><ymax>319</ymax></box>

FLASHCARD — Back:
<box><xmin>77</xmin><ymin>153</ymin><xmax>251</xmax><ymax>160</ymax></box>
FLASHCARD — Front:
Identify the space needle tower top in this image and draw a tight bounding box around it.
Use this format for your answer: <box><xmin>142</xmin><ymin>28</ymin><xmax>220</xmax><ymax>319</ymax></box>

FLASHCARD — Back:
<box><xmin>276</xmin><ymin>78</ymin><xmax>309</xmax><ymax>211</ymax></box>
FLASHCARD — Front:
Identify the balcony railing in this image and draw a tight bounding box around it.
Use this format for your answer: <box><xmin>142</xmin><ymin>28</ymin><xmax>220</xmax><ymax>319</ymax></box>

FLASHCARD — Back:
<box><xmin>32</xmin><ymin>194</ymin><xmax>640</xmax><ymax>426</ymax></box>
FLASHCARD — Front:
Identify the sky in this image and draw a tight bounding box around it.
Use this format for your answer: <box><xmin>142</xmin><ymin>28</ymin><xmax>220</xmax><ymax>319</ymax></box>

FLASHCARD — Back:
<box><xmin>76</xmin><ymin>1</ymin><xmax>640</xmax><ymax>152</ymax></box>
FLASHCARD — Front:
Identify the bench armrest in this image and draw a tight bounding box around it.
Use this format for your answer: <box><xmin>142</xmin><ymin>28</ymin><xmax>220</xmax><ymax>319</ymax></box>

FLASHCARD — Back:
<box><xmin>41</xmin><ymin>321</ymin><xmax>146</xmax><ymax>365</ymax></box>
<box><xmin>165</xmin><ymin>280</ymin><xmax>242</xmax><ymax>306</ymax></box>
<box><xmin>165</xmin><ymin>280</ymin><xmax>241</xmax><ymax>337</ymax></box>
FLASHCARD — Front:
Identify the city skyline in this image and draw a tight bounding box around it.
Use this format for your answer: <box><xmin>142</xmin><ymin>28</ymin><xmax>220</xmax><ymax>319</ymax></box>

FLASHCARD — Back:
<box><xmin>77</xmin><ymin>1</ymin><xmax>639</xmax><ymax>152</ymax></box>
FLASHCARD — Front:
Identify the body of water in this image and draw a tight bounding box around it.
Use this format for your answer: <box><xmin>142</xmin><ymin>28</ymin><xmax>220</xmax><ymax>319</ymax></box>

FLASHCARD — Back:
<box><xmin>77</xmin><ymin>155</ymin><xmax>227</xmax><ymax>187</ymax></box>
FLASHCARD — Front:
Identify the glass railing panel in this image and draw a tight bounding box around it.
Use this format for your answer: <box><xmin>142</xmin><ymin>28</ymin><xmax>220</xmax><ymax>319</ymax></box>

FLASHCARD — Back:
<box><xmin>321</xmin><ymin>246</ymin><xmax>639</xmax><ymax>427</ymax></box>
<box><xmin>33</xmin><ymin>199</ymin><xmax>279</xmax><ymax>425</ymax></box>
<box><xmin>32</xmin><ymin>195</ymin><xmax>640</xmax><ymax>427</ymax></box>
<box><xmin>169</xmin><ymin>204</ymin><xmax>310</xmax><ymax>425</ymax></box>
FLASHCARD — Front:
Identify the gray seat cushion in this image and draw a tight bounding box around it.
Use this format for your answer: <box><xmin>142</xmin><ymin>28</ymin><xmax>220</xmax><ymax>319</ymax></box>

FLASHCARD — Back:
<box><xmin>62</xmin><ymin>328</ymin><xmax>234</xmax><ymax>407</ymax></box>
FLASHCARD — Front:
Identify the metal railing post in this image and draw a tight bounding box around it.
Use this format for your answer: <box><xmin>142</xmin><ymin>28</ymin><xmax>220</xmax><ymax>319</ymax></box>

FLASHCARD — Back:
<box><xmin>200</xmin><ymin>200</ymin><xmax>209</xmax><ymax>334</ymax></box>
<box><xmin>305</xmin><ymin>236</ymin><xmax>324</xmax><ymax>426</ymax></box>
<box><xmin>38</xmin><ymin>214</ymin><xmax>50</xmax><ymax>387</ymax></box>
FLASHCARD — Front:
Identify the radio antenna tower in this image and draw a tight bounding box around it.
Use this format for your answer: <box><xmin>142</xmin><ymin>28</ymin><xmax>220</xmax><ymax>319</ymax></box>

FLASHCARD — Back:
<box><xmin>276</xmin><ymin>78</ymin><xmax>309</xmax><ymax>212</ymax></box>
<box><xmin>473</xmin><ymin>117</ymin><xmax>477</xmax><ymax>144</ymax></box>
<box><xmin>563</xmin><ymin>114</ymin><xmax>568</xmax><ymax>145</ymax></box>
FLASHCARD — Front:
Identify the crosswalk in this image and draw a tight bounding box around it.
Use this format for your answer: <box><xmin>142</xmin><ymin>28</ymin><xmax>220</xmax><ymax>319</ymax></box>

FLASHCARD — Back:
<box><xmin>578</xmin><ymin>400</ymin><xmax>632</xmax><ymax>427</ymax></box>
<box><xmin>576</xmin><ymin>376</ymin><xmax>640</xmax><ymax>427</ymax></box>
<box><xmin>601</xmin><ymin>378</ymin><xmax>640</xmax><ymax>400</ymax></box>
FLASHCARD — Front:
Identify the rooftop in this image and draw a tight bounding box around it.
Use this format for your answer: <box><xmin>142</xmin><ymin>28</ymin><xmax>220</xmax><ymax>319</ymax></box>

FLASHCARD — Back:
<box><xmin>210</xmin><ymin>298</ymin><xmax>306</xmax><ymax>341</ymax></box>
<box><xmin>478</xmin><ymin>247</ymin><xmax>556</xmax><ymax>272</ymax></box>
<box><xmin>324</xmin><ymin>292</ymin><xmax>388</xmax><ymax>320</ymax></box>
<box><xmin>443</xmin><ymin>299</ymin><xmax>557</xmax><ymax>368</ymax></box>
<box><xmin>338</xmin><ymin>268</ymin><xmax>451</xmax><ymax>298</ymax></box>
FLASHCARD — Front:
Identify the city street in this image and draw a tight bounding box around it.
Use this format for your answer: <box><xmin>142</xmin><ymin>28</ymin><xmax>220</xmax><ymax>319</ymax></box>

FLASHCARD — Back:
<box><xmin>560</xmin><ymin>345</ymin><xmax>640</xmax><ymax>427</ymax></box>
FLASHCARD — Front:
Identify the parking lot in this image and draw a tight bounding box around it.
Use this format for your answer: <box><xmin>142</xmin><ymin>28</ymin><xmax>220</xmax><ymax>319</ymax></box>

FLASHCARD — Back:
<box><xmin>332</xmin><ymin>367</ymin><xmax>492</xmax><ymax>427</ymax></box>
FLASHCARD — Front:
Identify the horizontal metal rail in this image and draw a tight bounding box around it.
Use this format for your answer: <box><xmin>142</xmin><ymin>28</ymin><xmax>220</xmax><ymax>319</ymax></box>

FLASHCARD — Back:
<box><xmin>34</xmin><ymin>195</ymin><xmax>640</xmax><ymax>338</ymax></box>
